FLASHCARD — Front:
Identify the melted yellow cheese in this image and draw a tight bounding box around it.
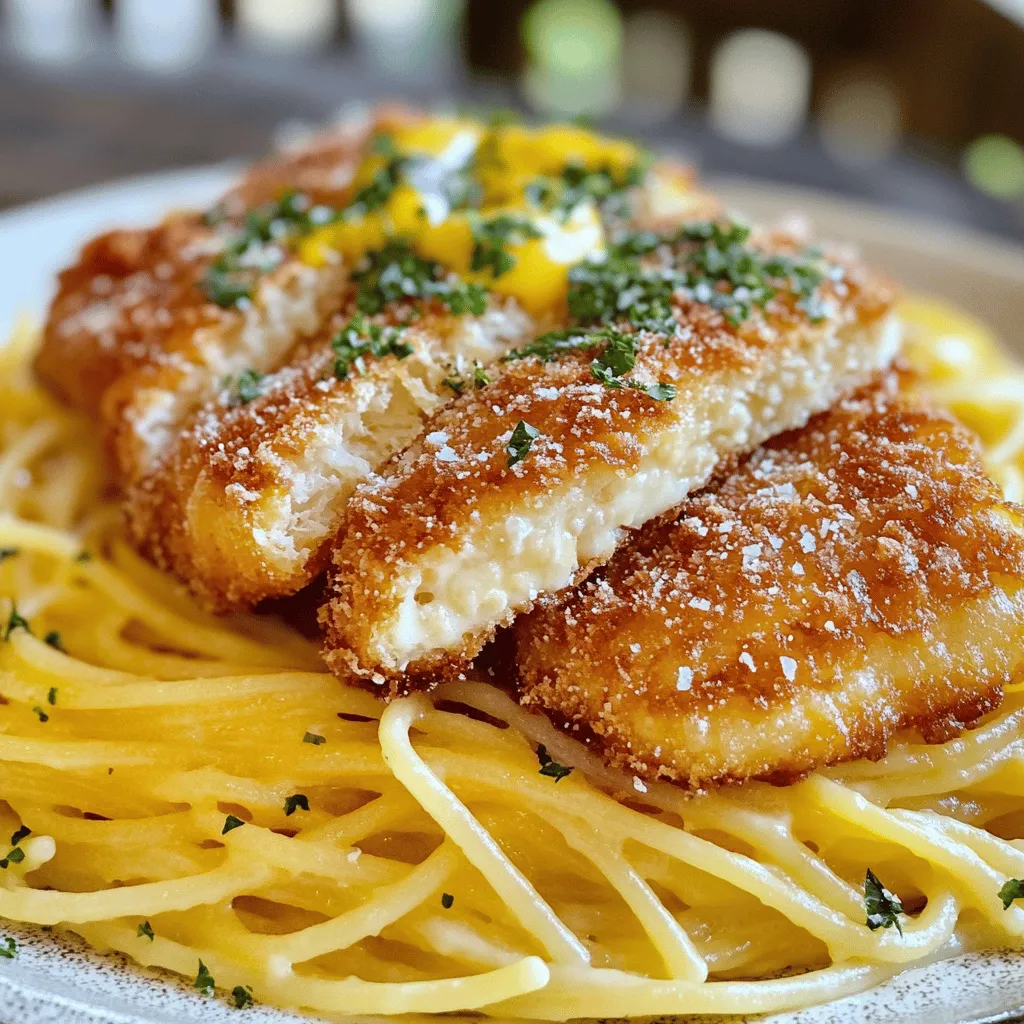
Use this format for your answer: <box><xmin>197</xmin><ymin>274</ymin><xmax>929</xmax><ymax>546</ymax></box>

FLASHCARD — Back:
<box><xmin>298</xmin><ymin>118</ymin><xmax>650</xmax><ymax>317</ymax></box>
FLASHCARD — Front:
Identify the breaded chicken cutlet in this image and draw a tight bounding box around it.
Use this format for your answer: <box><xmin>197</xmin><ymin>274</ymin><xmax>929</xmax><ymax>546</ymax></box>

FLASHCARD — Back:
<box><xmin>514</xmin><ymin>372</ymin><xmax>1024</xmax><ymax>787</ymax></box>
<box><xmin>37</xmin><ymin>112</ymin><xmax>714</xmax><ymax>609</ymax></box>
<box><xmin>36</xmin><ymin>113</ymin><xmax>383</xmax><ymax>481</ymax></box>
<box><xmin>323</xmin><ymin>225</ymin><xmax>900</xmax><ymax>692</ymax></box>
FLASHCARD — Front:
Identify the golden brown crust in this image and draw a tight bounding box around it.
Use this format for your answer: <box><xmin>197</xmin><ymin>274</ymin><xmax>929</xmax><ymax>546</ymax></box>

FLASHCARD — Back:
<box><xmin>322</xmin><ymin>238</ymin><xmax>898</xmax><ymax>690</ymax></box>
<box><xmin>35</xmin><ymin>124</ymin><xmax>378</xmax><ymax>421</ymax></box>
<box><xmin>514</xmin><ymin>373</ymin><xmax>1024</xmax><ymax>788</ymax></box>
<box><xmin>125</xmin><ymin>295</ymin><xmax>533</xmax><ymax>609</ymax></box>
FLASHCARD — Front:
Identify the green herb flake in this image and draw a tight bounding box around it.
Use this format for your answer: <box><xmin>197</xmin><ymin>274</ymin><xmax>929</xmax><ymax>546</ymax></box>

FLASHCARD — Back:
<box><xmin>303</xmin><ymin>731</ymin><xmax>326</xmax><ymax>746</ymax></box>
<box><xmin>10</xmin><ymin>826</ymin><xmax>30</xmax><ymax>846</ymax></box>
<box><xmin>864</xmin><ymin>868</ymin><xmax>904</xmax><ymax>936</ymax></box>
<box><xmin>74</xmin><ymin>551</ymin><xmax>92</xmax><ymax>563</ymax></box>
<box><xmin>44</xmin><ymin>632</ymin><xmax>64</xmax><ymax>653</ymax></box>
<box><xmin>201</xmin><ymin>190</ymin><xmax>325</xmax><ymax>308</ymax></box>
<box><xmin>232</xmin><ymin>985</ymin><xmax>255</xmax><ymax>1009</ymax></box>
<box><xmin>0</xmin><ymin>549</ymin><xmax>18</xmax><ymax>563</ymax></box>
<box><xmin>353</xmin><ymin>242</ymin><xmax>487</xmax><ymax>318</ymax></box>
<box><xmin>0</xmin><ymin>846</ymin><xmax>25</xmax><ymax>869</ymax></box>
<box><xmin>527</xmin><ymin>159</ymin><xmax>647</xmax><ymax>222</ymax></box>
<box><xmin>470</xmin><ymin>214</ymin><xmax>542</xmax><ymax>279</ymax></box>
<box><xmin>0</xmin><ymin>936</ymin><xmax>16</xmax><ymax>959</ymax></box>
<box><xmin>46</xmin><ymin>686</ymin><xmax>57</xmax><ymax>705</ymax></box>
<box><xmin>4</xmin><ymin>605</ymin><xmax>30</xmax><ymax>640</ymax></box>
<box><xmin>222</xmin><ymin>815</ymin><xmax>246</xmax><ymax>835</ymax></box>
<box><xmin>506</xmin><ymin>420</ymin><xmax>540</xmax><ymax>468</ymax></box>
<box><xmin>330</xmin><ymin>315</ymin><xmax>414</xmax><ymax>380</ymax></box>
<box><xmin>284</xmin><ymin>794</ymin><xmax>309</xmax><ymax>817</ymax></box>
<box><xmin>235</xmin><ymin>369</ymin><xmax>265</xmax><ymax>404</ymax></box>
<box><xmin>999</xmin><ymin>878</ymin><xmax>1024</xmax><ymax>910</ymax></box>
<box><xmin>194</xmin><ymin>959</ymin><xmax>216</xmax><ymax>996</ymax></box>
<box><xmin>137</xmin><ymin>920</ymin><xmax>155</xmax><ymax>941</ymax></box>
<box><xmin>536</xmin><ymin>744</ymin><xmax>573</xmax><ymax>782</ymax></box>
<box><xmin>443</xmin><ymin>361</ymin><xmax>491</xmax><ymax>395</ymax></box>
<box><xmin>32</xmin><ymin>707</ymin><xmax>48</xmax><ymax>724</ymax></box>
<box><xmin>348</xmin><ymin>143</ymin><xmax>407</xmax><ymax>216</ymax></box>
<box><xmin>441</xmin><ymin>892</ymin><xmax>455</xmax><ymax>909</ymax></box>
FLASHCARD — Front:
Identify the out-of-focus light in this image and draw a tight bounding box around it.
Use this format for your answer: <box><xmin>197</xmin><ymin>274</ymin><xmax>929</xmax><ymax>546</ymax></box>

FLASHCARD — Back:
<box><xmin>709</xmin><ymin>29</ymin><xmax>811</xmax><ymax>147</ymax></box>
<box><xmin>819</xmin><ymin>70</ymin><xmax>902</xmax><ymax>167</ymax></box>
<box><xmin>115</xmin><ymin>0</ymin><xmax>218</xmax><ymax>72</ymax></box>
<box><xmin>237</xmin><ymin>0</ymin><xmax>338</xmax><ymax>55</ymax></box>
<box><xmin>963</xmin><ymin>134</ymin><xmax>1024</xmax><ymax>199</ymax></box>
<box><xmin>5</xmin><ymin>0</ymin><xmax>96</xmax><ymax>65</ymax></box>
<box><xmin>621</xmin><ymin>10</ymin><xmax>690</xmax><ymax>122</ymax></box>
<box><xmin>345</xmin><ymin>0</ymin><xmax>465</xmax><ymax>78</ymax></box>
<box><xmin>522</xmin><ymin>0</ymin><xmax>623</xmax><ymax>117</ymax></box>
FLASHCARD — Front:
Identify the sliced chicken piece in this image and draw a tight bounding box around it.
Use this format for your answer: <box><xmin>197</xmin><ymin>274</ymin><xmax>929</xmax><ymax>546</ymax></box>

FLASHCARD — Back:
<box><xmin>322</xmin><ymin>231</ymin><xmax>900</xmax><ymax>693</ymax></box>
<box><xmin>514</xmin><ymin>372</ymin><xmax>1024</xmax><ymax>787</ymax></box>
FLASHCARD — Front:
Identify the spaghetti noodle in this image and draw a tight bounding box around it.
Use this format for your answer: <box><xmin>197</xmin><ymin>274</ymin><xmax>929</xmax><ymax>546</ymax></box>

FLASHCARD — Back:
<box><xmin>0</xmin><ymin>301</ymin><xmax>1022</xmax><ymax>1019</ymax></box>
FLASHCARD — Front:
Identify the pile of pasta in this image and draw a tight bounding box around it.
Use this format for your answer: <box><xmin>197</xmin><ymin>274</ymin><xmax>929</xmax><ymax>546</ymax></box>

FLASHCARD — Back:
<box><xmin>0</xmin><ymin>302</ymin><xmax>1022</xmax><ymax>1020</ymax></box>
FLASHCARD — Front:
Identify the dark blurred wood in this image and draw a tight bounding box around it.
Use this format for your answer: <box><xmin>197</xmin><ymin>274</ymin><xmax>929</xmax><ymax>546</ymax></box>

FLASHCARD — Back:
<box><xmin>0</xmin><ymin>42</ymin><xmax>1021</xmax><ymax>243</ymax></box>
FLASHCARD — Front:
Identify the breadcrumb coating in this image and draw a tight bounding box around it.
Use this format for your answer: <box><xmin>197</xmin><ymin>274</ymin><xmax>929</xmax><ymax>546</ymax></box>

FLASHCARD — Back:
<box><xmin>515</xmin><ymin>372</ymin><xmax>1024</xmax><ymax>787</ymax></box>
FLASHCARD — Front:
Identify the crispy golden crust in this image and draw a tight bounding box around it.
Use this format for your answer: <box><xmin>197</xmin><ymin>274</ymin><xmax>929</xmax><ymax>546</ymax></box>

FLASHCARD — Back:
<box><xmin>322</xmin><ymin>239</ymin><xmax>899</xmax><ymax>694</ymax></box>
<box><xmin>514</xmin><ymin>373</ymin><xmax>1024</xmax><ymax>788</ymax></box>
<box><xmin>35</xmin><ymin>124</ymin><xmax>375</xmax><ymax>421</ymax></box>
<box><xmin>125</xmin><ymin>295</ymin><xmax>535</xmax><ymax>609</ymax></box>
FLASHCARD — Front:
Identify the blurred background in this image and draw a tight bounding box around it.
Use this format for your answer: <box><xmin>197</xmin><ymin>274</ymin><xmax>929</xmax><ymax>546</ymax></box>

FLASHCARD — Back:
<box><xmin>2</xmin><ymin>0</ymin><xmax>1024</xmax><ymax>241</ymax></box>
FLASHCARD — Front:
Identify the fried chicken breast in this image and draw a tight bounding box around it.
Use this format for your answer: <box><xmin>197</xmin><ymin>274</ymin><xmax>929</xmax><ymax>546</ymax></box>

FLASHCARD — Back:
<box><xmin>514</xmin><ymin>372</ymin><xmax>1024</xmax><ymax>787</ymax></box>
<box><xmin>322</xmin><ymin>233</ymin><xmax>900</xmax><ymax>693</ymax></box>
<box><xmin>38</xmin><ymin>111</ymin><xmax>716</xmax><ymax>610</ymax></box>
<box><xmin>127</xmin><ymin>295</ymin><xmax>535</xmax><ymax>609</ymax></box>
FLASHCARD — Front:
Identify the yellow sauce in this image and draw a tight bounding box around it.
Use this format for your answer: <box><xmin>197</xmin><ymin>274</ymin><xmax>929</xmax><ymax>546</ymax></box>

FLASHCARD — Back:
<box><xmin>298</xmin><ymin>118</ymin><xmax>655</xmax><ymax>317</ymax></box>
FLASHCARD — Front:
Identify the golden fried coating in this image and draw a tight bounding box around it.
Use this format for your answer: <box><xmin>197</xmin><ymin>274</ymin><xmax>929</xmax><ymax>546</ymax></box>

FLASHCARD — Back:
<box><xmin>127</xmin><ymin>295</ymin><xmax>535</xmax><ymax>609</ymax></box>
<box><xmin>322</xmin><ymin>237</ymin><xmax>900</xmax><ymax>693</ymax></box>
<box><xmin>36</xmin><ymin>110</ymin><xmax>720</xmax><ymax>612</ymax></box>
<box><xmin>35</xmin><ymin>113</ymin><xmax>395</xmax><ymax>481</ymax></box>
<box><xmin>514</xmin><ymin>373</ymin><xmax>1024</xmax><ymax>787</ymax></box>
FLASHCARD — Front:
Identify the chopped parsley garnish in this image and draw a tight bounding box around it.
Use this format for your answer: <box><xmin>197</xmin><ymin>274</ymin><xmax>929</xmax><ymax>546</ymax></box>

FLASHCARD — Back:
<box><xmin>201</xmin><ymin>190</ymin><xmax>322</xmax><ymax>308</ymax></box>
<box><xmin>32</xmin><ymin>706</ymin><xmax>48</xmax><ymax>724</ymax></box>
<box><xmin>137</xmin><ymin>920</ymin><xmax>155</xmax><ymax>941</ymax></box>
<box><xmin>232</xmin><ymin>985</ymin><xmax>255</xmax><ymax>1009</ymax></box>
<box><xmin>505</xmin><ymin>218</ymin><xmax>830</xmax><ymax>396</ymax></box>
<box><xmin>46</xmin><ymin>687</ymin><xmax>57</xmax><ymax>705</ymax></box>
<box><xmin>353</xmin><ymin>242</ymin><xmax>487</xmax><ymax>318</ymax></box>
<box><xmin>303</xmin><ymin>731</ymin><xmax>326</xmax><ymax>746</ymax></box>
<box><xmin>441</xmin><ymin>892</ymin><xmax>454</xmax><ymax>909</ymax></box>
<box><xmin>4</xmin><ymin>604</ymin><xmax>29</xmax><ymax>640</ymax></box>
<box><xmin>194</xmin><ymin>959</ymin><xmax>216</xmax><ymax>996</ymax></box>
<box><xmin>506</xmin><ymin>420</ymin><xmax>540</xmax><ymax>468</ymax></box>
<box><xmin>74</xmin><ymin>551</ymin><xmax>92</xmax><ymax>563</ymax></box>
<box><xmin>536</xmin><ymin>744</ymin><xmax>573</xmax><ymax>782</ymax></box>
<box><xmin>508</xmin><ymin>327</ymin><xmax>675</xmax><ymax>399</ymax></box>
<box><xmin>0</xmin><ymin>846</ymin><xmax>25</xmax><ymax>869</ymax></box>
<box><xmin>0</xmin><ymin>937</ymin><xmax>16</xmax><ymax>959</ymax></box>
<box><xmin>330</xmin><ymin>315</ymin><xmax>413</xmax><ymax>380</ymax></box>
<box><xmin>347</xmin><ymin>146</ymin><xmax>408</xmax><ymax>218</ymax></box>
<box><xmin>527</xmin><ymin>159</ymin><xmax>646</xmax><ymax>222</ymax></box>
<box><xmin>10</xmin><ymin>826</ymin><xmax>30</xmax><ymax>846</ymax></box>
<box><xmin>222</xmin><ymin>815</ymin><xmax>246</xmax><ymax>835</ymax></box>
<box><xmin>235</xmin><ymin>369</ymin><xmax>265</xmax><ymax>404</ymax></box>
<box><xmin>442</xmin><ymin>361</ymin><xmax>491</xmax><ymax>395</ymax></box>
<box><xmin>864</xmin><ymin>868</ymin><xmax>904</xmax><ymax>935</ymax></box>
<box><xmin>284</xmin><ymin>794</ymin><xmax>309</xmax><ymax>816</ymax></box>
<box><xmin>0</xmin><ymin>549</ymin><xmax>18</xmax><ymax>563</ymax></box>
<box><xmin>470</xmin><ymin>214</ymin><xmax>542</xmax><ymax>278</ymax></box>
<box><xmin>44</xmin><ymin>632</ymin><xmax>64</xmax><ymax>653</ymax></box>
<box><xmin>999</xmin><ymin>878</ymin><xmax>1024</xmax><ymax>909</ymax></box>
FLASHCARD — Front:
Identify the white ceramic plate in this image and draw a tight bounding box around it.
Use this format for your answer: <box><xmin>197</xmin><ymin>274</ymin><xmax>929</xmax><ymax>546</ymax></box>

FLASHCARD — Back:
<box><xmin>0</xmin><ymin>168</ymin><xmax>1023</xmax><ymax>1024</ymax></box>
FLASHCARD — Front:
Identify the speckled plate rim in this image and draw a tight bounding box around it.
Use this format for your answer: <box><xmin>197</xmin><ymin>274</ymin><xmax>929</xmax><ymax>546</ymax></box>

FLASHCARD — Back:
<box><xmin>0</xmin><ymin>167</ymin><xmax>1023</xmax><ymax>1024</ymax></box>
